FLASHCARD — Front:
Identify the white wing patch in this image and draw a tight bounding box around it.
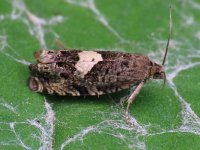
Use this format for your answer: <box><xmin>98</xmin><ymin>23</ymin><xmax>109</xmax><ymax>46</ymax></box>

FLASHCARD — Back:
<box><xmin>75</xmin><ymin>51</ymin><xmax>103</xmax><ymax>77</ymax></box>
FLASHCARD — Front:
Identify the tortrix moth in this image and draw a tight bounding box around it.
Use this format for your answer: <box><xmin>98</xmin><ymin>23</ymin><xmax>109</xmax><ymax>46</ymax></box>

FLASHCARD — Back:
<box><xmin>28</xmin><ymin>7</ymin><xmax>172</xmax><ymax>125</ymax></box>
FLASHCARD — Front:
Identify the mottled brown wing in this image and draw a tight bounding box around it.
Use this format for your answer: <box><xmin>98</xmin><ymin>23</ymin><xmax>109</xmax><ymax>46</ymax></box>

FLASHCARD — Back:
<box><xmin>29</xmin><ymin>50</ymin><xmax>152</xmax><ymax>96</ymax></box>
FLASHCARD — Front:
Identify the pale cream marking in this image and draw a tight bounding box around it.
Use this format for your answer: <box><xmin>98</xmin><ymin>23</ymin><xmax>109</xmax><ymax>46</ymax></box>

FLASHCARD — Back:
<box><xmin>75</xmin><ymin>51</ymin><xmax>103</xmax><ymax>77</ymax></box>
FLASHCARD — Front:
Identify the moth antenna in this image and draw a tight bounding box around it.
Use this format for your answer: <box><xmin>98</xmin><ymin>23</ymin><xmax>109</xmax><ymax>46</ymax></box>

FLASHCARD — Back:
<box><xmin>162</xmin><ymin>4</ymin><xmax>172</xmax><ymax>66</ymax></box>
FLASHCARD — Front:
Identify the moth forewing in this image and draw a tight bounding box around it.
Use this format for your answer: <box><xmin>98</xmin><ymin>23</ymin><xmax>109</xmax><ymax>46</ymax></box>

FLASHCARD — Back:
<box><xmin>29</xmin><ymin>51</ymin><xmax>153</xmax><ymax>96</ymax></box>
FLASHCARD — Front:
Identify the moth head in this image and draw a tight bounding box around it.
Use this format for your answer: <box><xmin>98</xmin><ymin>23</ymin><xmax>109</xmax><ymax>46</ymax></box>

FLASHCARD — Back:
<box><xmin>150</xmin><ymin>62</ymin><xmax>166</xmax><ymax>86</ymax></box>
<box><xmin>34</xmin><ymin>50</ymin><xmax>55</xmax><ymax>63</ymax></box>
<box><xmin>150</xmin><ymin>63</ymin><xmax>165</xmax><ymax>79</ymax></box>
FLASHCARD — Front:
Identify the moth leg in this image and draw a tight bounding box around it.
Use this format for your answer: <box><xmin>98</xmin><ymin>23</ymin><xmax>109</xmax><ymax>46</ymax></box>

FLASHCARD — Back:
<box><xmin>53</xmin><ymin>38</ymin><xmax>68</xmax><ymax>50</ymax></box>
<box><xmin>120</xmin><ymin>95</ymin><xmax>129</xmax><ymax>107</ymax></box>
<box><xmin>125</xmin><ymin>81</ymin><xmax>144</xmax><ymax>126</ymax></box>
<box><xmin>67</xmin><ymin>86</ymin><xmax>81</xmax><ymax>96</ymax></box>
<box><xmin>86</xmin><ymin>86</ymin><xmax>103</xmax><ymax>96</ymax></box>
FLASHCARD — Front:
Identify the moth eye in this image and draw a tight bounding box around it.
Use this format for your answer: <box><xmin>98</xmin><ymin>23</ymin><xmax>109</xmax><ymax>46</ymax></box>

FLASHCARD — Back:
<box><xmin>154</xmin><ymin>73</ymin><xmax>160</xmax><ymax>78</ymax></box>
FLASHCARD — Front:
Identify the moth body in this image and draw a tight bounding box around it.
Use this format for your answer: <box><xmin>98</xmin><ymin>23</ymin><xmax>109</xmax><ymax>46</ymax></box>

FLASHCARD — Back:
<box><xmin>29</xmin><ymin>50</ymin><xmax>164</xmax><ymax>96</ymax></box>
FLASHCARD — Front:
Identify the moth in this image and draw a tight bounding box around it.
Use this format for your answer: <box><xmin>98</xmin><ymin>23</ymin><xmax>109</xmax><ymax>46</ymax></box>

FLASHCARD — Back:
<box><xmin>28</xmin><ymin>7</ymin><xmax>172</xmax><ymax>125</ymax></box>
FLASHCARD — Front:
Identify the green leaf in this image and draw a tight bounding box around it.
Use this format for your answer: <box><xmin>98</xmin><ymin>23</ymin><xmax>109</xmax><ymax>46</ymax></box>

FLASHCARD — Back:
<box><xmin>0</xmin><ymin>0</ymin><xmax>200</xmax><ymax>149</ymax></box>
